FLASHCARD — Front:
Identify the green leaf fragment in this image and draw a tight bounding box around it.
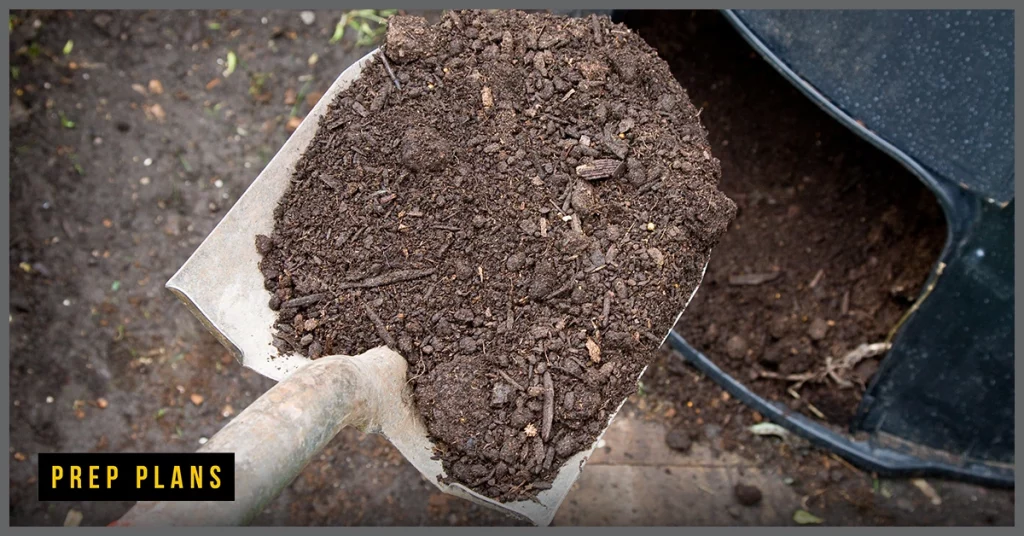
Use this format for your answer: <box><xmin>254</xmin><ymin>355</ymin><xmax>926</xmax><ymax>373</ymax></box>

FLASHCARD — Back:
<box><xmin>223</xmin><ymin>51</ymin><xmax>237</xmax><ymax>77</ymax></box>
<box><xmin>793</xmin><ymin>510</ymin><xmax>823</xmax><ymax>525</ymax></box>
<box><xmin>62</xmin><ymin>40</ymin><xmax>73</xmax><ymax>56</ymax></box>
<box><xmin>59</xmin><ymin>112</ymin><xmax>75</xmax><ymax>129</ymax></box>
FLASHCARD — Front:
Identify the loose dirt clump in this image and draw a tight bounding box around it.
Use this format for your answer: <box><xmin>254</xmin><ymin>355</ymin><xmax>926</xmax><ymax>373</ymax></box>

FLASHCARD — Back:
<box><xmin>256</xmin><ymin>10</ymin><xmax>734</xmax><ymax>501</ymax></box>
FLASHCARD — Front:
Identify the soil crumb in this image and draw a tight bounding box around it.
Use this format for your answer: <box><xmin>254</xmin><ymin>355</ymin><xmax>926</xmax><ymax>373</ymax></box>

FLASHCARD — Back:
<box><xmin>257</xmin><ymin>10</ymin><xmax>734</xmax><ymax>501</ymax></box>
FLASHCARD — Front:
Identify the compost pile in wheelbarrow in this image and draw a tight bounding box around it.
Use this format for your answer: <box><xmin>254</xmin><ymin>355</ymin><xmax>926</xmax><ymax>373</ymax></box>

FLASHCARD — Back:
<box><xmin>256</xmin><ymin>10</ymin><xmax>735</xmax><ymax>501</ymax></box>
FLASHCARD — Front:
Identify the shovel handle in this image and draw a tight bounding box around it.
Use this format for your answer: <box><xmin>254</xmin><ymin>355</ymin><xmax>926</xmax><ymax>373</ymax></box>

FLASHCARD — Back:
<box><xmin>112</xmin><ymin>347</ymin><xmax>408</xmax><ymax>526</ymax></box>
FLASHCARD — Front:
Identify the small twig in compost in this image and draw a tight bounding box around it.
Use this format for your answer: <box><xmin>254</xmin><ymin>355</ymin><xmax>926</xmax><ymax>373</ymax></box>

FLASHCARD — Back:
<box><xmin>541</xmin><ymin>371</ymin><xmax>554</xmax><ymax>441</ymax></box>
<box><xmin>363</xmin><ymin>302</ymin><xmax>397</xmax><ymax>349</ymax></box>
<box><xmin>498</xmin><ymin>370</ymin><xmax>525</xmax><ymax>391</ymax></box>
<box><xmin>378</xmin><ymin>47</ymin><xmax>401</xmax><ymax>90</ymax></box>
<box><xmin>337</xmin><ymin>268</ymin><xmax>436</xmax><ymax>290</ymax></box>
<box><xmin>543</xmin><ymin>279</ymin><xmax>575</xmax><ymax>301</ymax></box>
<box><xmin>550</xmin><ymin>365</ymin><xmax>584</xmax><ymax>381</ymax></box>
<box><xmin>600</xmin><ymin>291</ymin><xmax>613</xmax><ymax>327</ymax></box>
<box><xmin>280</xmin><ymin>293</ymin><xmax>327</xmax><ymax>309</ymax></box>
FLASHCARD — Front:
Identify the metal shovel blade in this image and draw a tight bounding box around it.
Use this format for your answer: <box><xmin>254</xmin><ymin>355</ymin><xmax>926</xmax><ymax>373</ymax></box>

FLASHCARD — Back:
<box><xmin>166</xmin><ymin>49</ymin><xmax>706</xmax><ymax>526</ymax></box>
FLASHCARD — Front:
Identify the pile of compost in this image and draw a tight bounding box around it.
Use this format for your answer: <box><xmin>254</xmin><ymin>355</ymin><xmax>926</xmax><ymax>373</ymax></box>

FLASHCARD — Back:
<box><xmin>256</xmin><ymin>10</ymin><xmax>734</xmax><ymax>500</ymax></box>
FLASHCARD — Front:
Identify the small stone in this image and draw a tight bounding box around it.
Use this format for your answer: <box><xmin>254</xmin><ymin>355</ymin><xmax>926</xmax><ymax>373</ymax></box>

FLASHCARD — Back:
<box><xmin>808</xmin><ymin>317</ymin><xmax>829</xmax><ymax>341</ymax></box>
<box><xmin>299</xmin><ymin>11</ymin><xmax>316</xmax><ymax>25</ymax></box>
<box><xmin>491</xmin><ymin>383</ymin><xmax>513</xmax><ymax>407</ymax></box>
<box><xmin>96</xmin><ymin>398</ymin><xmax>109</xmax><ymax>409</ymax></box>
<box><xmin>665</xmin><ymin>429</ymin><xmax>692</xmax><ymax>453</ymax></box>
<box><xmin>734</xmin><ymin>483</ymin><xmax>763</xmax><ymax>506</ymax></box>
<box><xmin>459</xmin><ymin>336</ymin><xmax>478</xmax><ymax>353</ymax></box>
<box><xmin>769</xmin><ymin>315</ymin><xmax>790</xmax><ymax>339</ymax></box>
<box><xmin>725</xmin><ymin>335</ymin><xmax>748</xmax><ymax>360</ymax></box>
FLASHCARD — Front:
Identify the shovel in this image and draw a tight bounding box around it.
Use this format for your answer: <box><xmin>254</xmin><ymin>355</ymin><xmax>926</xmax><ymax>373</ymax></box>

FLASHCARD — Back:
<box><xmin>113</xmin><ymin>48</ymin><xmax>707</xmax><ymax>527</ymax></box>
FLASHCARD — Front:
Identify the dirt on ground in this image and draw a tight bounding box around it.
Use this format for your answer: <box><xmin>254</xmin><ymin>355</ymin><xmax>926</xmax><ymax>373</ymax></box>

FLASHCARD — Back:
<box><xmin>8</xmin><ymin>9</ymin><xmax>1013</xmax><ymax>527</ymax></box>
<box><xmin>257</xmin><ymin>10</ymin><xmax>733</xmax><ymax>499</ymax></box>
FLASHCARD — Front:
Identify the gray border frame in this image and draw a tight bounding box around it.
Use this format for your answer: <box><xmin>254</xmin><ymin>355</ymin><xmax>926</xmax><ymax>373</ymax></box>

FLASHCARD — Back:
<box><xmin>4</xmin><ymin>1</ymin><xmax>1021</xmax><ymax>532</ymax></box>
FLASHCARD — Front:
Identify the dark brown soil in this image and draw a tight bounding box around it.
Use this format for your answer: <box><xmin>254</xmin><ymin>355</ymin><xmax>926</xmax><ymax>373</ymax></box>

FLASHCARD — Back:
<box><xmin>256</xmin><ymin>10</ymin><xmax>734</xmax><ymax>500</ymax></box>
<box><xmin>631</xmin><ymin>11</ymin><xmax>948</xmax><ymax>428</ymax></box>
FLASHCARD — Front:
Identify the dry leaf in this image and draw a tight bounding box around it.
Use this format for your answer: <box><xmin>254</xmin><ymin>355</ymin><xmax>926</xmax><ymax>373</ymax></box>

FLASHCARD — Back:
<box><xmin>145</xmin><ymin>103</ymin><xmax>166</xmax><ymax>122</ymax></box>
<box><xmin>190</xmin><ymin>393</ymin><xmax>204</xmax><ymax>406</ymax></box>
<box><xmin>63</xmin><ymin>509</ymin><xmax>83</xmax><ymax>527</ymax></box>
<box><xmin>284</xmin><ymin>88</ymin><xmax>297</xmax><ymax>105</ymax></box>
<box><xmin>481</xmin><ymin>86</ymin><xmax>494</xmax><ymax>107</ymax></box>
<box><xmin>306</xmin><ymin>90</ymin><xmax>324</xmax><ymax>108</ymax></box>
<box><xmin>911</xmin><ymin>478</ymin><xmax>942</xmax><ymax>505</ymax></box>
<box><xmin>586</xmin><ymin>338</ymin><xmax>601</xmax><ymax>363</ymax></box>
<box><xmin>148</xmin><ymin>79</ymin><xmax>164</xmax><ymax>95</ymax></box>
<box><xmin>13</xmin><ymin>452</ymin><xmax>27</xmax><ymax>461</ymax></box>
<box><xmin>205</xmin><ymin>78</ymin><xmax>221</xmax><ymax>90</ymax></box>
<box><xmin>286</xmin><ymin>116</ymin><xmax>302</xmax><ymax>133</ymax></box>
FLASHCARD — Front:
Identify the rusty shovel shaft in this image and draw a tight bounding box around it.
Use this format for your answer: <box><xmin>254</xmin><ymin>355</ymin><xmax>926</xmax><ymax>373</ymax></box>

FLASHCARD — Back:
<box><xmin>112</xmin><ymin>348</ymin><xmax>408</xmax><ymax>526</ymax></box>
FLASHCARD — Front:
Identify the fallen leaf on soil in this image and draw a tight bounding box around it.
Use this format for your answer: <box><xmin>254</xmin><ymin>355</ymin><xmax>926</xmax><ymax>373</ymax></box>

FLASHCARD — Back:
<box><xmin>284</xmin><ymin>87</ymin><xmax>297</xmax><ymax>105</ymax></box>
<box><xmin>206</xmin><ymin>78</ymin><xmax>221</xmax><ymax>90</ymax></box>
<box><xmin>145</xmin><ymin>103</ymin><xmax>166</xmax><ymax>122</ymax></box>
<box><xmin>911</xmin><ymin>478</ymin><xmax>942</xmax><ymax>505</ymax></box>
<box><xmin>63</xmin><ymin>509</ymin><xmax>83</xmax><ymax>527</ymax></box>
<box><xmin>793</xmin><ymin>509</ymin><xmax>823</xmax><ymax>525</ymax></box>
<box><xmin>286</xmin><ymin>116</ymin><xmax>302</xmax><ymax>133</ymax></box>
<box><xmin>148</xmin><ymin>79</ymin><xmax>164</xmax><ymax>94</ymax></box>
<box><xmin>13</xmin><ymin>452</ymin><xmax>27</xmax><ymax>461</ymax></box>
<box><xmin>586</xmin><ymin>337</ymin><xmax>601</xmax><ymax>363</ymax></box>
<box><xmin>190</xmin><ymin>394</ymin><xmax>204</xmax><ymax>406</ymax></box>
<box><xmin>306</xmin><ymin>90</ymin><xmax>323</xmax><ymax>108</ymax></box>
<box><xmin>18</xmin><ymin>262</ymin><xmax>31</xmax><ymax>273</ymax></box>
<box><xmin>307</xmin><ymin>53</ymin><xmax>319</xmax><ymax>67</ymax></box>
<box><xmin>748</xmin><ymin>422</ymin><xmax>789</xmax><ymax>439</ymax></box>
<box><xmin>728</xmin><ymin>271</ymin><xmax>781</xmax><ymax>285</ymax></box>
<box><xmin>481</xmin><ymin>86</ymin><xmax>493</xmax><ymax>107</ymax></box>
<box><xmin>223</xmin><ymin>51</ymin><xmax>237</xmax><ymax>77</ymax></box>
<box><xmin>131</xmin><ymin>83</ymin><xmax>147</xmax><ymax>95</ymax></box>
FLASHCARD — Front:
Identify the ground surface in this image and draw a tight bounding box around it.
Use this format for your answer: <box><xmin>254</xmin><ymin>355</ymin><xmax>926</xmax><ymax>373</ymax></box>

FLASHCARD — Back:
<box><xmin>9</xmin><ymin>9</ymin><xmax>1013</xmax><ymax>526</ymax></box>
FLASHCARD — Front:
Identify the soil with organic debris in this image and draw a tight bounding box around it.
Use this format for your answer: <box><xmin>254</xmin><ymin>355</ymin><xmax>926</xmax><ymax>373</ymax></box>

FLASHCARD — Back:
<box><xmin>256</xmin><ymin>10</ymin><xmax>734</xmax><ymax>500</ymax></box>
<box><xmin>626</xmin><ymin>11</ymin><xmax>948</xmax><ymax>429</ymax></box>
